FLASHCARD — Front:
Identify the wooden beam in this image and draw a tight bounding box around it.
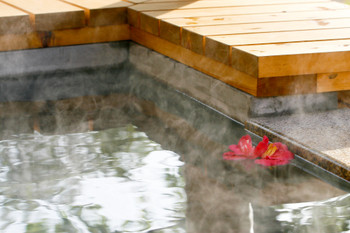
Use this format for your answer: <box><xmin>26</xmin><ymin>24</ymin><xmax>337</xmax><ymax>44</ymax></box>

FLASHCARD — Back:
<box><xmin>0</xmin><ymin>33</ymin><xmax>42</xmax><ymax>51</ymax></box>
<box><xmin>317</xmin><ymin>72</ymin><xmax>350</xmax><ymax>92</ymax></box>
<box><xmin>257</xmin><ymin>75</ymin><xmax>317</xmax><ymax>97</ymax></box>
<box><xmin>130</xmin><ymin>26</ymin><xmax>257</xmax><ymax>96</ymax></box>
<box><xmin>48</xmin><ymin>24</ymin><xmax>130</xmax><ymax>47</ymax></box>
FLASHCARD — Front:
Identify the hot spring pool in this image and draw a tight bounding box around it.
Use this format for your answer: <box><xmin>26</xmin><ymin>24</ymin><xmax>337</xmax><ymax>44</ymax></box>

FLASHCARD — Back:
<box><xmin>0</xmin><ymin>124</ymin><xmax>186</xmax><ymax>232</ymax></box>
<box><xmin>0</xmin><ymin>48</ymin><xmax>350</xmax><ymax>232</ymax></box>
<box><xmin>0</xmin><ymin>86</ymin><xmax>349</xmax><ymax>233</ymax></box>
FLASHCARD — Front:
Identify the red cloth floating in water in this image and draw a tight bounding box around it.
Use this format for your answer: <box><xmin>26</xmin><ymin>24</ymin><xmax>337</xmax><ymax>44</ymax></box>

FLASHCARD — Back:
<box><xmin>223</xmin><ymin>135</ymin><xmax>294</xmax><ymax>166</ymax></box>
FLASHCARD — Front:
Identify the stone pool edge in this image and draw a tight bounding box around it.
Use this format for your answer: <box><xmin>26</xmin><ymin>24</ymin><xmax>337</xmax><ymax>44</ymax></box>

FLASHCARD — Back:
<box><xmin>246</xmin><ymin>120</ymin><xmax>350</xmax><ymax>183</ymax></box>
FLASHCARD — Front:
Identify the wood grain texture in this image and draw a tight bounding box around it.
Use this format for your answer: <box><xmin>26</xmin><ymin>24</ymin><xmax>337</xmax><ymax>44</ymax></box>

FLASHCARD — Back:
<box><xmin>164</xmin><ymin>9</ymin><xmax>350</xmax><ymax>27</ymax></box>
<box><xmin>231</xmin><ymin>47</ymin><xmax>259</xmax><ymax>78</ymax></box>
<box><xmin>2</xmin><ymin>0</ymin><xmax>85</xmax><ymax>30</ymax></box>
<box><xmin>257</xmin><ymin>75</ymin><xmax>317</xmax><ymax>97</ymax></box>
<box><xmin>205</xmin><ymin>37</ymin><xmax>230</xmax><ymax>65</ymax></box>
<box><xmin>48</xmin><ymin>24</ymin><xmax>130</xmax><ymax>46</ymax></box>
<box><xmin>140</xmin><ymin>12</ymin><xmax>159</xmax><ymax>35</ymax></box>
<box><xmin>184</xmin><ymin>18</ymin><xmax>350</xmax><ymax>36</ymax></box>
<box><xmin>130</xmin><ymin>0</ymin><xmax>331</xmax><ymax>12</ymax></box>
<box><xmin>144</xmin><ymin>2</ymin><xmax>348</xmax><ymax>19</ymax></box>
<box><xmin>130</xmin><ymin>26</ymin><xmax>258</xmax><ymax>96</ymax></box>
<box><xmin>159</xmin><ymin>20</ymin><xmax>181</xmax><ymax>45</ymax></box>
<box><xmin>317</xmin><ymin>72</ymin><xmax>350</xmax><ymax>92</ymax></box>
<box><xmin>181</xmin><ymin>27</ymin><xmax>203</xmax><ymax>54</ymax></box>
<box><xmin>127</xmin><ymin>8</ymin><xmax>140</xmax><ymax>27</ymax></box>
<box><xmin>259</xmin><ymin>51</ymin><xmax>350</xmax><ymax>78</ymax></box>
<box><xmin>235</xmin><ymin>39</ymin><xmax>350</xmax><ymax>57</ymax></box>
<box><xmin>61</xmin><ymin>0</ymin><xmax>132</xmax><ymax>26</ymax></box>
<box><xmin>0</xmin><ymin>2</ymin><xmax>32</xmax><ymax>34</ymax></box>
<box><xmin>231</xmin><ymin>40</ymin><xmax>350</xmax><ymax>78</ymax></box>
<box><xmin>61</xmin><ymin>0</ymin><xmax>131</xmax><ymax>9</ymax></box>
<box><xmin>208</xmin><ymin>28</ymin><xmax>350</xmax><ymax>46</ymax></box>
<box><xmin>0</xmin><ymin>33</ymin><xmax>42</xmax><ymax>51</ymax></box>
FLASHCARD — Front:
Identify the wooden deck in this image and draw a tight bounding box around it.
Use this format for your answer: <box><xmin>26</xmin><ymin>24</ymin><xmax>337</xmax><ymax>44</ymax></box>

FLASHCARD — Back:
<box><xmin>1</xmin><ymin>0</ymin><xmax>350</xmax><ymax>97</ymax></box>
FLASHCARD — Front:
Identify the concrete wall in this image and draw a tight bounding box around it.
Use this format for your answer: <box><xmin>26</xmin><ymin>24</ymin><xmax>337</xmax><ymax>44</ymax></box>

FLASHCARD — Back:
<box><xmin>0</xmin><ymin>41</ymin><xmax>338</xmax><ymax>123</ymax></box>
<box><xmin>128</xmin><ymin>42</ymin><xmax>338</xmax><ymax>122</ymax></box>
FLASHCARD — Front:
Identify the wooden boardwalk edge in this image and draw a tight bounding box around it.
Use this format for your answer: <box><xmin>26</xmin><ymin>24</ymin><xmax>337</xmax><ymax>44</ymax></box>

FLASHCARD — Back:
<box><xmin>2</xmin><ymin>0</ymin><xmax>350</xmax><ymax>97</ymax></box>
<box><xmin>130</xmin><ymin>26</ymin><xmax>258</xmax><ymax>96</ymax></box>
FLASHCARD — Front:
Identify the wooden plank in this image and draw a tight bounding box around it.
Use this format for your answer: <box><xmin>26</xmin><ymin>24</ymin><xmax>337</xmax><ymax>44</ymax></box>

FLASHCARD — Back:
<box><xmin>259</xmin><ymin>51</ymin><xmax>350</xmax><ymax>78</ymax></box>
<box><xmin>184</xmin><ymin>18</ymin><xmax>350</xmax><ymax>36</ymax></box>
<box><xmin>0</xmin><ymin>33</ymin><xmax>42</xmax><ymax>51</ymax></box>
<box><xmin>2</xmin><ymin>0</ymin><xmax>85</xmax><ymax>31</ymax></box>
<box><xmin>159</xmin><ymin>20</ymin><xmax>181</xmax><ymax>44</ymax></box>
<box><xmin>181</xmin><ymin>24</ymin><xmax>204</xmax><ymax>54</ymax></box>
<box><xmin>226</xmin><ymin>39</ymin><xmax>350</xmax><ymax>78</ymax></box>
<box><xmin>257</xmin><ymin>75</ymin><xmax>317</xmax><ymax>97</ymax></box>
<box><xmin>144</xmin><ymin>2</ymin><xmax>349</xmax><ymax>19</ymax></box>
<box><xmin>140</xmin><ymin>12</ymin><xmax>159</xmax><ymax>35</ymax></box>
<box><xmin>130</xmin><ymin>26</ymin><xmax>258</xmax><ymax>96</ymax></box>
<box><xmin>48</xmin><ymin>24</ymin><xmax>130</xmax><ymax>47</ymax></box>
<box><xmin>164</xmin><ymin>9</ymin><xmax>350</xmax><ymax>27</ymax></box>
<box><xmin>231</xmin><ymin>40</ymin><xmax>350</xmax><ymax>78</ymax></box>
<box><xmin>205</xmin><ymin>37</ymin><xmax>230</xmax><ymax>65</ymax></box>
<box><xmin>235</xmin><ymin>39</ymin><xmax>350</xmax><ymax>57</ymax></box>
<box><xmin>183</xmin><ymin>18</ymin><xmax>350</xmax><ymax>55</ymax></box>
<box><xmin>230</xmin><ymin>40</ymin><xmax>350</xmax><ymax>78</ymax></box>
<box><xmin>61</xmin><ymin>0</ymin><xmax>131</xmax><ymax>8</ymax></box>
<box><xmin>60</xmin><ymin>0</ymin><xmax>132</xmax><ymax>26</ymax></box>
<box><xmin>145</xmin><ymin>0</ymin><xmax>331</xmax><ymax>2</ymax></box>
<box><xmin>231</xmin><ymin>46</ymin><xmax>259</xmax><ymax>77</ymax></box>
<box><xmin>127</xmin><ymin>8</ymin><xmax>140</xmax><ymax>27</ymax></box>
<box><xmin>130</xmin><ymin>0</ymin><xmax>331</xmax><ymax>12</ymax></box>
<box><xmin>0</xmin><ymin>2</ymin><xmax>32</xmax><ymax>34</ymax></box>
<box><xmin>317</xmin><ymin>72</ymin><xmax>350</xmax><ymax>92</ymax></box>
<box><xmin>207</xmin><ymin>28</ymin><xmax>350</xmax><ymax>46</ymax></box>
<box><xmin>127</xmin><ymin>0</ymin><xmax>148</xmax><ymax>3</ymax></box>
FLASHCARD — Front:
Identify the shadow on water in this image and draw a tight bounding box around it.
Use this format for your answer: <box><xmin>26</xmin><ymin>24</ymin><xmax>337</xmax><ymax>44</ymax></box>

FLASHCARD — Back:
<box><xmin>0</xmin><ymin>65</ymin><xmax>349</xmax><ymax>232</ymax></box>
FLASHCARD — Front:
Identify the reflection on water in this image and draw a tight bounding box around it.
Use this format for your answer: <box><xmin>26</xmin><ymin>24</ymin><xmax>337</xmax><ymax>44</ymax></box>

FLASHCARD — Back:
<box><xmin>0</xmin><ymin>93</ymin><xmax>350</xmax><ymax>233</ymax></box>
<box><xmin>0</xmin><ymin>125</ymin><xmax>186</xmax><ymax>233</ymax></box>
<box><xmin>273</xmin><ymin>194</ymin><xmax>350</xmax><ymax>232</ymax></box>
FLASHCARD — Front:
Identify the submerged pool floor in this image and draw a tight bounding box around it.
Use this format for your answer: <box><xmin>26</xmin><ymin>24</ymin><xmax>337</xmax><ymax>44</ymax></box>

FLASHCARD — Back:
<box><xmin>0</xmin><ymin>92</ymin><xmax>348</xmax><ymax>233</ymax></box>
<box><xmin>2</xmin><ymin>0</ymin><xmax>350</xmax><ymax>204</ymax></box>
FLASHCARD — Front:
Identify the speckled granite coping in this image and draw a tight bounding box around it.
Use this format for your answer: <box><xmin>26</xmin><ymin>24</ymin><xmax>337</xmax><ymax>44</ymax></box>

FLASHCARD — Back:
<box><xmin>246</xmin><ymin>108</ymin><xmax>350</xmax><ymax>181</ymax></box>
